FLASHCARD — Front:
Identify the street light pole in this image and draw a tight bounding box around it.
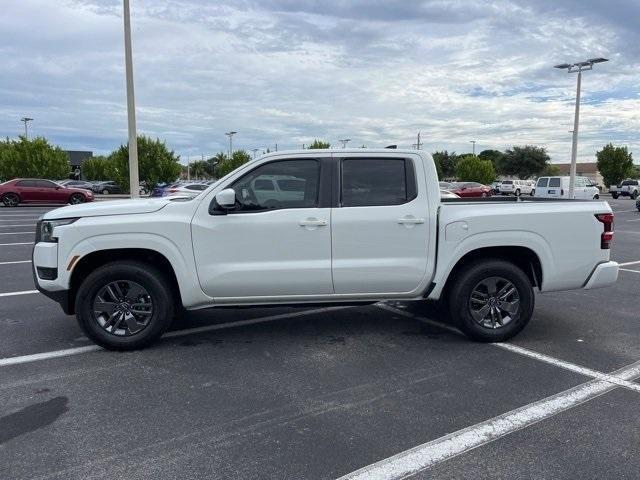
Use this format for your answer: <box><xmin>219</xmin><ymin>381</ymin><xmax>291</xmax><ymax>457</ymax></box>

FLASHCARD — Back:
<box><xmin>470</xmin><ymin>140</ymin><xmax>476</xmax><ymax>155</ymax></box>
<box><xmin>339</xmin><ymin>138</ymin><xmax>351</xmax><ymax>148</ymax></box>
<box><xmin>225</xmin><ymin>131</ymin><xmax>237</xmax><ymax>159</ymax></box>
<box><xmin>123</xmin><ymin>0</ymin><xmax>139</xmax><ymax>199</ymax></box>
<box><xmin>554</xmin><ymin>57</ymin><xmax>608</xmax><ymax>198</ymax></box>
<box><xmin>20</xmin><ymin>117</ymin><xmax>33</xmax><ymax>139</ymax></box>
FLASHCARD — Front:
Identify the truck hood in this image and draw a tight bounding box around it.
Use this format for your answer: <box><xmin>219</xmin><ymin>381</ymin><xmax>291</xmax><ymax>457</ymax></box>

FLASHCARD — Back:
<box><xmin>43</xmin><ymin>198</ymin><xmax>175</xmax><ymax>220</ymax></box>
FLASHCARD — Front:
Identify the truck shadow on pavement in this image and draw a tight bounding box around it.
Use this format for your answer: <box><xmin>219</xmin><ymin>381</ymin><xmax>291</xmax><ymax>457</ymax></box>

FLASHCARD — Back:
<box><xmin>0</xmin><ymin>396</ymin><xmax>69</xmax><ymax>445</ymax></box>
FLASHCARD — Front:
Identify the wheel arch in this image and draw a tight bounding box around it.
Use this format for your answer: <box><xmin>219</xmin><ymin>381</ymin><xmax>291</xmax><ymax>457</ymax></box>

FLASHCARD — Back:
<box><xmin>67</xmin><ymin>248</ymin><xmax>182</xmax><ymax>315</ymax></box>
<box><xmin>435</xmin><ymin>245</ymin><xmax>544</xmax><ymax>303</ymax></box>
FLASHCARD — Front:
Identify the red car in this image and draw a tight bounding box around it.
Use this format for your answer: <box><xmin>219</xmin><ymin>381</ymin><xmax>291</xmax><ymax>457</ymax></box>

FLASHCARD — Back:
<box><xmin>0</xmin><ymin>178</ymin><xmax>94</xmax><ymax>207</ymax></box>
<box><xmin>449</xmin><ymin>182</ymin><xmax>493</xmax><ymax>198</ymax></box>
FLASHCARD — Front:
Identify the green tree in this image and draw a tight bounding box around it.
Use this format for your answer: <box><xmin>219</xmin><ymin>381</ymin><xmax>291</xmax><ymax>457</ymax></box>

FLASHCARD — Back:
<box><xmin>596</xmin><ymin>143</ymin><xmax>634</xmax><ymax>188</ymax></box>
<box><xmin>108</xmin><ymin>135</ymin><xmax>182</xmax><ymax>191</ymax></box>
<box><xmin>205</xmin><ymin>152</ymin><xmax>227</xmax><ymax>178</ymax></box>
<box><xmin>216</xmin><ymin>150</ymin><xmax>252</xmax><ymax>177</ymax></box>
<box><xmin>498</xmin><ymin>146</ymin><xmax>550</xmax><ymax>179</ymax></box>
<box><xmin>455</xmin><ymin>155</ymin><xmax>496</xmax><ymax>185</ymax></box>
<box><xmin>432</xmin><ymin>150</ymin><xmax>458</xmax><ymax>179</ymax></box>
<box><xmin>478</xmin><ymin>149</ymin><xmax>505</xmax><ymax>173</ymax></box>
<box><xmin>540</xmin><ymin>163</ymin><xmax>560</xmax><ymax>177</ymax></box>
<box><xmin>307</xmin><ymin>139</ymin><xmax>330</xmax><ymax>149</ymax></box>
<box><xmin>81</xmin><ymin>155</ymin><xmax>111</xmax><ymax>181</ymax></box>
<box><xmin>0</xmin><ymin>136</ymin><xmax>69</xmax><ymax>181</ymax></box>
<box><xmin>188</xmin><ymin>160</ymin><xmax>208</xmax><ymax>179</ymax></box>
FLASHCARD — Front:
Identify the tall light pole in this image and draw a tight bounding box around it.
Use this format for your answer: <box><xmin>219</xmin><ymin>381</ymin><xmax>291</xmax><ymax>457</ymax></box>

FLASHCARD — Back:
<box><xmin>415</xmin><ymin>131</ymin><xmax>422</xmax><ymax>150</ymax></box>
<box><xmin>554</xmin><ymin>57</ymin><xmax>608</xmax><ymax>198</ymax></box>
<box><xmin>469</xmin><ymin>140</ymin><xmax>476</xmax><ymax>155</ymax></box>
<box><xmin>20</xmin><ymin>117</ymin><xmax>33</xmax><ymax>139</ymax></box>
<box><xmin>123</xmin><ymin>0</ymin><xmax>139</xmax><ymax>198</ymax></box>
<box><xmin>339</xmin><ymin>138</ymin><xmax>351</xmax><ymax>148</ymax></box>
<box><xmin>252</xmin><ymin>148</ymin><xmax>259</xmax><ymax>158</ymax></box>
<box><xmin>225</xmin><ymin>131</ymin><xmax>237</xmax><ymax>158</ymax></box>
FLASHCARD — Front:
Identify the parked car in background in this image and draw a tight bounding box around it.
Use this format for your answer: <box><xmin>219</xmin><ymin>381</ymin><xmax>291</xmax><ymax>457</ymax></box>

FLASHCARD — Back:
<box><xmin>499</xmin><ymin>179</ymin><xmax>534</xmax><ymax>196</ymax></box>
<box><xmin>440</xmin><ymin>189</ymin><xmax>459</xmax><ymax>199</ymax></box>
<box><xmin>535</xmin><ymin>176</ymin><xmax>600</xmax><ymax>199</ymax></box>
<box><xmin>439</xmin><ymin>181</ymin><xmax>455</xmax><ymax>190</ymax></box>
<box><xmin>59</xmin><ymin>180</ymin><xmax>95</xmax><ymax>191</ymax></box>
<box><xmin>0</xmin><ymin>178</ymin><xmax>94</xmax><ymax>206</ymax></box>
<box><xmin>609</xmin><ymin>179</ymin><xmax>640</xmax><ymax>199</ymax></box>
<box><xmin>449</xmin><ymin>182</ymin><xmax>493</xmax><ymax>197</ymax></box>
<box><xmin>636</xmin><ymin>197</ymin><xmax>640</xmax><ymax>212</ymax></box>
<box><xmin>490</xmin><ymin>181</ymin><xmax>502</xmax><ymax>194</ymax></box>
<box><xmin>92</xmin><ymin>181</ymin><xmax>122</xmax><ymax>195</ymax></box>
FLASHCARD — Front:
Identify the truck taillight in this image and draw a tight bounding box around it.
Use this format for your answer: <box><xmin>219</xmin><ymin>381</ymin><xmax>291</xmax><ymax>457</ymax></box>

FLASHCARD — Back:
<box><xmin>595</xmin><ymin>213</ymin><xmax>614</xmax><ymax>249</ymax></box>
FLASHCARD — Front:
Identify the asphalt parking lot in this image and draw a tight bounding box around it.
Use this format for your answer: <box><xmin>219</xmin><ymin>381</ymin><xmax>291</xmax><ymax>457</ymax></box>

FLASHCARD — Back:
<box><xmin>1</xmin><ymin>197</ymin><xmax>639</xmax><ymax>480</ymax></box>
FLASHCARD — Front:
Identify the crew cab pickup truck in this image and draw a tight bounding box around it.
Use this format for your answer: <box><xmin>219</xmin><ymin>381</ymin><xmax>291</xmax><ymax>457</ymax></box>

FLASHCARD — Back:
<box><xmin>33</xmin><ymin>150</ymin><xmax>619</xmax><ymax>350</ymax></box>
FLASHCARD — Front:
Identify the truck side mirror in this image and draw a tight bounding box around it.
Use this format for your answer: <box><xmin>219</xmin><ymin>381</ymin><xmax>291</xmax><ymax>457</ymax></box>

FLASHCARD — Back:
<box><xmin>216</xmin><ymin>188</ymin><xmax>236</xmax><ymax>207</ymax></box>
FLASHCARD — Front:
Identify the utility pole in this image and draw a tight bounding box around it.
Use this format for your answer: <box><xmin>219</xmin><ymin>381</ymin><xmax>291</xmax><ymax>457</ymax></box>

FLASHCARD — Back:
<box><xmin>225</xmin><ymin>131</ymin><xmax>236</xmax><ymax>159</ymax></box>
<box><xmin>415</xmin><ymin>131</ymin><xmax>422</xmax><ymax>150</ymax></box>
<box><xmin>20</xmin><ymin>117</ymin><xmax>33</xmax><ymax>139</ymax></box>
<box><xmin>470</xmin><ymin>140</ymin><xmax>476</xmax><ymax>155</ymax></box>
<box><xmin>554</xmin><ymin>57</ymin><xmax>609</xmax><ymax>198</ymax></box>
<box><xmin>123</xmin><ymin>0</ymin><xmax>139</xmax><ymax>198</ymax></box>
<box><xmin>339</xmin><ymin>138</ymin><xmax>351</xmax><ymax>148</ymax></box>
<box><xmin>275</xmin><ymin>143</ymin><xmax>278</xmax><ymax>152</ymax></box>
<box><xmin>252</xmin><ymin>148</ymin><xmax>259</xmax><ymax>158</ymax></box>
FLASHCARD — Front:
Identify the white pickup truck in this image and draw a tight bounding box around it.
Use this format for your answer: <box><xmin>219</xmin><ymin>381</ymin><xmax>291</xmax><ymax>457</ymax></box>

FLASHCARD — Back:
<box><xmin>33</xmin><ymin>149</ymin><xmax>619</xmax><ymax>350</ymax></box>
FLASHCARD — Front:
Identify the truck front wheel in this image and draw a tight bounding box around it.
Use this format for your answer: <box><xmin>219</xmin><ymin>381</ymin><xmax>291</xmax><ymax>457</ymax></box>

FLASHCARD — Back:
<box><xmin>75</xmin><ymin>261</ymin><xmax>175</xmax><ymax>350</ymax></box>
<box><xmin>612</xmin><ymin>193</ymin><xmax>619</xmax><ymax>199</ymax></box>
<box><xmin>448</xmin><ymin>259</ymin><xmax>534</xmax><ymax>342</ymax></box>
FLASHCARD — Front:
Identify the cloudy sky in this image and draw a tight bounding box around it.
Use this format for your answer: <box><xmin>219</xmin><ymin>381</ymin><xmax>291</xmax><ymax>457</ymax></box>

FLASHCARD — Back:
<box><xmin>1</xmin><ymin>0</ymin><xmax>638</xmax><ymax>164</ymax></box>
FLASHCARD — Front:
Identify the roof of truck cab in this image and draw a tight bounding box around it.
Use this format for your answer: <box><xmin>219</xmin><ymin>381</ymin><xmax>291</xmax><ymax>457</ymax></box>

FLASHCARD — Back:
<box><xmin>259</xmin><ymin>148</ymin><xmax>426</xmax><ymax>158</ymax></box>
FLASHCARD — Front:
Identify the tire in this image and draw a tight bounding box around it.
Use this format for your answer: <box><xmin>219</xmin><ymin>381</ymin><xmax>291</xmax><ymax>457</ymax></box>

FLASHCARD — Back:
<box><xmin>515</xmin><ymin>189</ymin><xmax>521</xmax><ymax>197</ymax></box>
<box><xmin>530</xmin><ymin>189</ymin><xmax>535</xmax><ymax>196</ymax></box>
<box><xmin>632</xmin><ymin>191</ymin><xmax>638</xmax><ymax>200</ymax></box>
<box><xmin>481</xmin><ymin>192</ymin><xmax>487</xmax><ymax>198</ymax></box>
<box><xmin>69</xmin><ymin>193</ymin><xmax>85</xmax><ymax>205</ymax></box>
<box><xmin>612</xmin><ymin>193</ymin><xmax>619</xmax><ymax>199</ymax></box>
<box><xmin>448</xmin><ymin>259</ymin><xmax>534</xmax><ymax>342</ymax></box>
<box><xmin>75</xmin><ymin>261</ymin><xmax>175</xmax><ymax>350</ymax></box>
<box><xmin>102</xmin><ymin>189</ymin><xmax>110</xmax><ymax>195</ymax></box>
<box><xmin>593</xmin><ymin>194</ymin><xmax>599</xmax><ymax>200</ymax></box>
<box><xmin>2</xmin><ymin>193</ymin><xmax>20</xmax><ymax>207</ymax></box>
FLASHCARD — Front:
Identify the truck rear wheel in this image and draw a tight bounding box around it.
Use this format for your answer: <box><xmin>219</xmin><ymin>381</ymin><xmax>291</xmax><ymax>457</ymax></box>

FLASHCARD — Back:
<box><xmin>612</xmin><ymin>193</ymin><xmax>619</xmax><ymax>199</ymax></box>
<box><xmin>448</xmin><ymin>259</ymin><xmax>534</xmax><ymax>342</ymax></box>
<box><xmin>75</xmin><ymin>261</ymin><xmax>175</xmax><ymax>350</ymax></box>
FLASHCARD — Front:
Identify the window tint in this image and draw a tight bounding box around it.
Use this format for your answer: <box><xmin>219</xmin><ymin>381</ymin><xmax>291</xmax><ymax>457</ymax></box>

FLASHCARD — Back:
<box><xmin>36</xmin><ymin>180</ymin><xmax>56</xmax><ymax>188</ymax></box>
<box><xmin>231</xmin><ymin>159</ymin><xmax>319</xmax><ymax>211</ymax></box>
<box><xmin>464</xmin><ymin>182</ymin><xmax>481</xmax><ymax>188</ymax></box>
<box><xmin>536</xmin><ymin>178</ymin><xmax>548</xmax><ymax>187</ymax></box>
<box><xmin>253</xmin><ymin>179</ymin><xmax>275</xmax><ymax>191</ymax></box>
<box><xmin>16</xmin><ymin>180</ymin><xmax>36</xmax><ymax>187</ymax></box>
<box><xmin>342</xmin><ymin>158</ymin><xmax>410</xmax><ymax>207</ymax></box>
<box><xmin>277</xmin><ymin>179</ymin><xmax>305</xmax><ymax>192</ymax></box>
<box><xmin>186</xmin><ymin>184</ymin><xmax>207</xmax><ymax>191</ymax></box>
<box><xmin>622</xmin><ymin>180</ymin><xmax>638</xmax><ymax>186</ymax></box>
<box><xmin>549</xmin><ymin>178</ymin><xmax>561</xmax><ymax>187</ymax></box>
<box><xmin>502</xmin><ymin>180</ymin><xmax>513</xmax><ymax>184</ymax></box>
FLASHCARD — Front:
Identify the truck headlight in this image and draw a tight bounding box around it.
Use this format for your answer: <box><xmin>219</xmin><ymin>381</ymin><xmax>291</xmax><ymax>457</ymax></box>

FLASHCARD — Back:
<box><xmin>36</xmin><ymin>218</ymin><xmax>79</xmax><ymax>243</ymax></box>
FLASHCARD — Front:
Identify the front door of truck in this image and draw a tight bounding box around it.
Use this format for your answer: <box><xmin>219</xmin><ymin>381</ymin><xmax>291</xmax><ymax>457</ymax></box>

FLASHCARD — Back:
<box><xmin>331</xmin><ymin>155</ymin><xmax>431</xmax><ymax>294</ymax></box>
<box><xmin>191</xmin><ymin>157</ymin><xmax>333</xmax><ymax>299</ymax></box>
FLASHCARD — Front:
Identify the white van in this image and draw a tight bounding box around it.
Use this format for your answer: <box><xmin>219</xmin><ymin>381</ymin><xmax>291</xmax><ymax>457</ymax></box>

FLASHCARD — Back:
<box><xmin>535</xmin><ymin>176</ymin><xmax>600</xmax><ymax>199</ymax></box>
<box><xmin>499</xmin><ymin>179</ymin><xmax>533</xmax><ymax>196</ymax></box>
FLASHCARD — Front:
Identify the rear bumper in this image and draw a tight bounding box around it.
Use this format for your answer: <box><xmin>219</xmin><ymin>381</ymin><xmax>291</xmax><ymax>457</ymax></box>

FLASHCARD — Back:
<box><xmin>583</xmin><ymin>261</ymin><xmax>619</xmax><ymax>290</ymax></box>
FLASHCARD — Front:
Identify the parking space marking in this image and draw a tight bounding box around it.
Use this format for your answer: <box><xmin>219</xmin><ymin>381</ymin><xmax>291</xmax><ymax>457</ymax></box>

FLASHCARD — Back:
<box><xmin>0</xmin><ymin>290</ymin><xmax>38</xmax><ymax>297</ymax></box>
<box><xmin>618</xmin><ymin>260</ymin><xmax>640</xmax><ymax>267</ymax></box>
<box><xmin>0</xmin><ymin>231</ymin><xmax>34</xmax><ymax>235</ymax></box>
<box><xmin>0</xmin><ymin>224</ymin><xmax>35</xmax><ymax>228</ymax></box>
<box><xmin>0</xmin><ymin>305</ymin><xmax>350</xmax><ymax>367</ymax></box>
<box><xmin>0</xmin><ymin>260</ymin><xmax>31</xmax><ymax>265</ymax></box>
<box><xmin>379</xmin><ymin>304</ymin><xmax>640</xmax><ymax>392</ymax></box>
<box><xmin>0</xmin><ymin>242</ymin><xmax>34</xmax><ymax>246</ymax></box>
<box><xmin>620</xmin><ymin>268</ymin><xmax>640</xmax><ymax>274</ymax></box>
<box><xmin>616</xmin><ymin>230</ymin><xmax>640</xmax><ymax>235</ymax></box>
<box><xmin>337</xmin><ymin>360</ymin><xmax>640</xmax><ymax>480</ymax></box>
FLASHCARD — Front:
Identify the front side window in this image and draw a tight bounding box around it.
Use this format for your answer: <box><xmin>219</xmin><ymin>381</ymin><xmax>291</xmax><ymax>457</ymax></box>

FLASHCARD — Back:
<box><xmin>341</xmin><ymin>158</ymin><xmax>411</xmax><ymax>207</ymax></box>
<box><xmin>549</xmin><ymin>178</ymin><xmax>561</xmax><ymax>188</ymax></box>
<box><xmin>230</xmin><ymin>159</ymin><xmax>319</xmax><ymax>212</ymax></box>
<box><xmin>537</xmin><ymin>178</ymin><xmax>548</xmax><ymax>187</ymax></box>
<box><xmin>36</xmin><ymin>180</ymin><xmax>57</xmax><ymax>188</ymax></box>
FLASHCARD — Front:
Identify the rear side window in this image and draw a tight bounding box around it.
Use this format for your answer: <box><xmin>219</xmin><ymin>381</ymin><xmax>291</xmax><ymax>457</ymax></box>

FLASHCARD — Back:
<box><xmin>36</xmin><ymin>180</ymin><xmax>56</xmax><ymax>188</ymax></box>
<box><xmin>186</xmin><ymin>184</ymin><xmax>207</xmax><ymax>191</ymax></box>
<box><xmin>502</xmin><ymin>180</ymin><xmax>513</xmax><ymax>185</ymax></box>
<box><xmin>16</xmin><ymin>180</ymin><xmax>36</xmax><ymax>187</ymax></box>
<box><xmin>253</xmin><ymin>179</ymin><xmax>275</xmax><ymax>191</ymax></box>
<box><xmin>341</xmin><ymin>158</ymin><xmax>415</xmax><ymax>207</ymax></box>
<box><xmin>549</xmin><ymin>178</ymin><xmax>561</xmax><ymax>187</ymax></box>
<box><xmin>536</xmin><ymin>178</ymin><xmax>548</xmax><ymax>187</ymax></box>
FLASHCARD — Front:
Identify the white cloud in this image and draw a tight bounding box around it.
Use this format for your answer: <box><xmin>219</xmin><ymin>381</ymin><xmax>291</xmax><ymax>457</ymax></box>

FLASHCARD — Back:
<box><xmin>1</xmin><ymin>0</ymin><xmax>638</xmax><ymax>164</ymax></box>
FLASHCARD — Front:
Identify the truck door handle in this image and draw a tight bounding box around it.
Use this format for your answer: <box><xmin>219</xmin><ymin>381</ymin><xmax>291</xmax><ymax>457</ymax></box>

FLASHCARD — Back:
<box><xmin>299</xmin><ymin>218</ymin><xmax>327</xmax><ymax>227</ymax></box>
<box><xmin>397</xmin><ymin>216</ymin><xmax>424</xmax><ymax>225</ymax></box>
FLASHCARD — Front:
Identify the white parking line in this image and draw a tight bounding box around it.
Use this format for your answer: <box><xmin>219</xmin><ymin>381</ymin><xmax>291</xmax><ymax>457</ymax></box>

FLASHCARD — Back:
<box><xmin>0</xmin><ymin>231</ymin><xmax>33</xmax><ymax>235</ymax></box>
<box><xmin>0</xmin><ymin>215</ymin><xmax>41</xmax><ymax>218</ymax></box>
<box><xmin>616</xmin><ymin>230</ymin><xmax>640</xmax><ymax>235</ymax></box>
<box><xmin>0</xmin><ymin>289</ymin><xmax>39</xmax><ymax>297</ymax></box>
<box><xmin>0</xmin><ymin>260</ymin><xmax>31</xmax><ymax>265</ymax></box>
<box><xmin>0</xmin><ymin>242</ymin><xmax>34</xmax><ymax>246</ymax></box>
<box><xmin>337</xmin><ymin>360</ymin><xmax>640</xmax><ymax>480</ymax></box>
<box><xmin>620</xmin><ymin>268</ymin><xmax>640</xmax><ymax>274</ymax></box>
<box><xmin>618</xmin><ymin>260</ymin><xmax>640</xmax><ymax>266</ymax></box>
<box><xmin>0</xmin><ymin>224</ymin><xmax>35</xmax><ymax>228</ymax></box>
<box><xmin>0</xmin><ymin>306</ymin><xmax>350</xmax><ymax>367</ymax></box>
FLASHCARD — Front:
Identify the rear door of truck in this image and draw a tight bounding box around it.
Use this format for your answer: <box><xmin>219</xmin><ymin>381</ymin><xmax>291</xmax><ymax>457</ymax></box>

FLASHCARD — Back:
<box><xmin>330</xmin><ymin>153</ymin><xmax>431</xmax><ymax>294</ymax></box>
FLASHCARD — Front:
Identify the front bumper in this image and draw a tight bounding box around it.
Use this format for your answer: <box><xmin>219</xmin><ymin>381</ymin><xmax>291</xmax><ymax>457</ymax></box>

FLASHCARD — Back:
<box><xmin>32</xmin><ymin>243</ymin><xmax>73</xmax><ymax>314</ymax></box>
<box><xmin>583</xmin><ymin>261</ymin><xmax>619</xmax><ymax>290</ymax></box>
